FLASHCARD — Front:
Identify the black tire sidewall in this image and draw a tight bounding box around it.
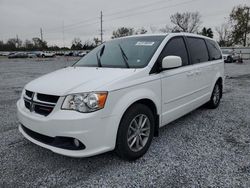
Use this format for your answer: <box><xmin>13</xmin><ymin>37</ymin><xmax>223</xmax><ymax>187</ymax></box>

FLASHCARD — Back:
<box><xmin>209</xmin><ymin>83</ymin><xmax>221</xmax><ymax>108</ymax></box>
<box><xmin>116</xmin><ymin>104</ymin><xmax>155</xmax><ymax>160</ymax></box>
<box><xmin>228</xmin><ymin>56</ymin><xmax>233</xmax><ymax>63</ymax></box>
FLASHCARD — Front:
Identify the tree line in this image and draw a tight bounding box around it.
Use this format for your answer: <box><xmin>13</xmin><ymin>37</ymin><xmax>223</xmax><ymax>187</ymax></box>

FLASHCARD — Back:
<box><xmin>0</xmin><ymin>37</ymin><xmax>97</xmax><ymax>51</ymax></box>
<box><xmin>110</xmin><ymin>5</ymin><xmax>249</xmax><ymax>47</ymax></box>
<box><xmin>0</xmin><ymin>4</ymin><xmax>249</xmax><ymax>51</ymax></box>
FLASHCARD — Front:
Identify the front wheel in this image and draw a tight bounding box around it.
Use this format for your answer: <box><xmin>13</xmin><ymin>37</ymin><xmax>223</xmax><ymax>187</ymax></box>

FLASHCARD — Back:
<box><xmin>206</xmin><ymin>82</ymin><xmax>222</xmax><ymax>109</ymax></box>
<box><xmin>115</xmin><ymin>104</ymin><xmax>155</xmax><ymax>161</ymax></box>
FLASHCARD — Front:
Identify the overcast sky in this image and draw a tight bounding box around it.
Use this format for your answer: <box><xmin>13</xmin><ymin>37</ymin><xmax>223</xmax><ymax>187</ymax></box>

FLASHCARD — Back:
<box><xmin>0</xmin><ymin>0</ymin><xmax>249</xmax><ymax>47</ymax></box>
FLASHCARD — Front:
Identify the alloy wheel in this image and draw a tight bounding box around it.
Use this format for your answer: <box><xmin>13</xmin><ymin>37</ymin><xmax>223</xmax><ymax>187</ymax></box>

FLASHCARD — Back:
<box><xmin>127</xmin><ymin>114</ymin><xmax>151</xmax><ymax>152</ymax></box>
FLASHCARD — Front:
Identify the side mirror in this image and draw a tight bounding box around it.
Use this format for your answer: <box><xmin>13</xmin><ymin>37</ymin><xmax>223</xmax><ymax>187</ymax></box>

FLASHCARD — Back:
<box><xmin>162</xmin><ymin>56</ymin><xmax>182</xmax><ymax>69</ymax></box>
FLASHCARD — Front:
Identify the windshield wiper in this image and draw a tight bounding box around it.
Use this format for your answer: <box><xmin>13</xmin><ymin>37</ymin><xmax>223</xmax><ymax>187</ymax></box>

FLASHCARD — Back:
<box><xmin>118</xmin><ymin>44</ymin><xmax>130</xmax><ymax>68</ymax></box>
<box><xmin>96</xmin><ymin>45</ymin><xmax>105</xmax><ymax>67</ymax></box>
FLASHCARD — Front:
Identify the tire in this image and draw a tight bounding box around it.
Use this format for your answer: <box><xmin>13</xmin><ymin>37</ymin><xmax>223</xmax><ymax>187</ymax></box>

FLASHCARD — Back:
<box><xmin>206</xmin><ymin>82</ymin><xmax>222</xmax><ymax>109</ymax></box>
<box><xmin>115</xmin><ymin>103</ymin><xmax>155</xmax><ymax>161</ymax></box>
<box><xmin>227</xmin><ymin>56</ymin><xmax>233</xmax><ymax>63</ymax></box>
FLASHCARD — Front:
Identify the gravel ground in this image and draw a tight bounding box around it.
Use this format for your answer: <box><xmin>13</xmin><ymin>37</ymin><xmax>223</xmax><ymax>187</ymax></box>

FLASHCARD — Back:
<box><xmin>0</xmin><ymin>57</ymin><xmax>249</xmax><ymax>187</ymax></box>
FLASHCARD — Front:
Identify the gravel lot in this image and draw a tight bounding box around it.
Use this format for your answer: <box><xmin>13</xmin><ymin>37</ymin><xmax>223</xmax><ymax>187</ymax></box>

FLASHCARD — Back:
<box><xmin>0</xmin><ymin>57</ymin><xmax>249</xmax><ymax>187</ymax></box>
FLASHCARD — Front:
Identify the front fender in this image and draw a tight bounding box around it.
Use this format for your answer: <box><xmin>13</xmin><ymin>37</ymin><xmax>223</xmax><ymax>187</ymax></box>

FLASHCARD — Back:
<box><xmin>105</xmin><ymin>79</ymin><xmax>161</xmax><ymax>146</ymax></box>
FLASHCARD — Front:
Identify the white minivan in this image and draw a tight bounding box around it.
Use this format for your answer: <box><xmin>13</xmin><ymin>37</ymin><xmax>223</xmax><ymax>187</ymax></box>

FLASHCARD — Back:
<box><xmin>17</xmin><ymin>33</ymin><xmax>224</xmax><ymax>160</ymax></box>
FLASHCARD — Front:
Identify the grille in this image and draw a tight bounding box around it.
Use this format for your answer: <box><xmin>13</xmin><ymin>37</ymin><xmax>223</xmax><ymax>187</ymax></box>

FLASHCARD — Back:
<box><xmin>25</xmin><ymin>90</ymin><xmax>33</xmax><ymax>98</ymax></box>
<box><xmin>23</xmin><ymin>90</ymin><xmax>59</xmax><ymax>116</ymax></box>
<box><xmin>37</xmin><ymin>93</ymin><xmax>59</xmax><ymax>103</ymax></box>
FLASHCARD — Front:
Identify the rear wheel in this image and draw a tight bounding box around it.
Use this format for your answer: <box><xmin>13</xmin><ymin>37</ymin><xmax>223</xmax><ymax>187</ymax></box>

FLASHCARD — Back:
<box><xmin>115</xmin><ymin>104</ymin><xmax>154</xmax><ymax>161</ymax></box>
<box><xmin>206</xmin><ymin>82</ymin><xmax>222</xmax><ymax>109</ymax></box>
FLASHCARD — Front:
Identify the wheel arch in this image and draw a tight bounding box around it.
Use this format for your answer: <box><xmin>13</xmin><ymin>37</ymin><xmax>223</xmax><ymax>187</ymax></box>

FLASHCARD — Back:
<box><xmin>124</xmin><ymin>98</ymin><xmax>160</xmax><ymax>137</ymax></box>
<box><xmin>215</xmin><ymin>77</ymin><xmax>223</xmax><ymax>98</ymax></box>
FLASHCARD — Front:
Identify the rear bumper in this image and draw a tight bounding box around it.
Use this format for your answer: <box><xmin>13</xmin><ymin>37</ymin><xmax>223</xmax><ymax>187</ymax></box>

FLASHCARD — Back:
<box><xmin>17</xmin><ymin>99</ymin><xmax>120</xmax><ymax>157</ymax></box>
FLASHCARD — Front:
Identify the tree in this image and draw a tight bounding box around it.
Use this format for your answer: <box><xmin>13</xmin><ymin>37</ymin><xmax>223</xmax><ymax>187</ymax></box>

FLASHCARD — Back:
<box><xmin>229</xmin><ymin>5</ymin><xmax>250</xmax><ymax>46</ymax></box>
<box><xmin>82</xmin><ymin>40</ymin><xmax>95</xmax><ymax>50</ymax></box>
<box><xmin>215</xmin><ymin>23</ymin><xmax>233</xmax><ymax>47</ymax></box>
<box><xmin>111</xmin><ymin>27</ymin><xmax>134</xmax><ymax>39</ymax></box>
<box><xmin>32</xmin><ymin>37</ymin><xmax>48</xmax><ymax>50</ymax></box>
<box><xmin>0</xmin><ymin>40</ymin><xmax>4</xmax><ymax>51</ymax></box>
<box><xmin>93</xmin><ymin>37</ymin><xmax>100</xmax><ymax>46</ymax></box>
<box><xmin>200</xmin><ymin>27</ymin><xmax>214</xmax><ymax>38</ymax></box>
<box><xmin>71</xmin><ymin>38</ymin><xmax>83</xmax><ymax>50</ymax></box>
<box><xmin>48</xmin><ymin>45</ymin><xmax>60</xmax><ymax>51</ymax></box>
<box><xmin>5</xmin><ymin>38</ymin><xmax>18</xmax><ymax>50</ymax></box>
<box><xmin>24</xmin><ymin>39</ymin><xmax>34</xmax><ymax>50</ymax></box>
<box><xmin>168</xmin><ymin>12</ymin><xmax>202</xmax><ymax>33</ymax></box>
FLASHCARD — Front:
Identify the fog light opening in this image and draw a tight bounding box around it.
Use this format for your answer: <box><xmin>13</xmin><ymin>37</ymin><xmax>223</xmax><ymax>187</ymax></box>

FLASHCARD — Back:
<box><xmin>73</xmin><ymin>138</ymin><xmax>80</xmax><ymax>147</ymax></box>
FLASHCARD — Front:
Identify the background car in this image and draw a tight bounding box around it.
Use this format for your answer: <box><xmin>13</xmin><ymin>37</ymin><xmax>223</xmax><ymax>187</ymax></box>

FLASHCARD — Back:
<box><xmin>27</xmin><ymin>53</ymin><xmax>37</xmax><ymax>58</ymax></box>
<box><xmin>78</xmin><ymin>51</ymin><xmax>87</xmax><ymax>57</ymax></box>
<box><xmin>222</xmin><ymin>50</ymin><xmax>241</xmax><ymax>63</ymax></box>
<box><xmin>8</xmin><ymin>52</ymin><xmax>28</xmax><ymax>58</ymax></box>
<box><xmin>64</xmin><ymin>51</ymin><xmax>74</xmax><ymax>56</ymax></box>
<box><xmin>38</xmin><ymin>52</ymin><xmax>56</xmax><ymax>58</ymax></box>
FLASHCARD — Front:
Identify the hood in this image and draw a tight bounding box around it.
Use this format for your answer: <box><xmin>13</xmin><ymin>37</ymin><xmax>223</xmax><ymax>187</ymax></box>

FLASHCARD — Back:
<box><xmin>25</xmin><ymin>67</ymin><xmax>138</xmax><ymax>96</ymax></box>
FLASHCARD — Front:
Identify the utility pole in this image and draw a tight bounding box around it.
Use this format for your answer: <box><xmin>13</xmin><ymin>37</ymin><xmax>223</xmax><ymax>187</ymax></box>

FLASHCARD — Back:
<box><xmin>100</xmin><ymin>11</ymin><xmax>103</xmax><ymax>43</ymax></box>
<box><xmin>244</xmin><ymin>7</ymin><xmax>250</xmax><ymax>47</ymax></box>
<box><xmin>16</xmin><ymin>34</ymin><xmax>19</xmax><ymax>48</ymax></box>
<box><xmin>40</xmin><ymin>28</ymin><xmax>43</xmax><ymax>41</ymax></box>
<box><xmin>62</xmin><ymin>21</ymin><xmax>65</xmax><ymax>48</ymax></box>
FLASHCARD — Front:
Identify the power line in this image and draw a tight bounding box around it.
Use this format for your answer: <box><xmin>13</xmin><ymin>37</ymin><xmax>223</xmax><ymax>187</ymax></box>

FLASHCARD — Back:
<box><xmin>44</xmin><ymin>0</ymin><xmax>173</xmax><ymax>33</ymax></box>
<box><xmin>45</xmin><ymin>17</ymin><xmax>99</xmax><ymax>33</ymax></box>
<box><xmin>62</xmin><ymin>21</ymin><xmax>65</xmax><ymax>48</ymax></box>
<box><xmin>104</xmin><ymin>0</ymin><xmax>173</xmax><ymax>17</ymax></box>
<box><xmin>15</xmin><ymin>0</ymin><xmax>200</xmax><ymax>38</ymax></box>
<box><xmin>40</xmin><ymin>28</ymin><xmax>43</xmax><ymax>41</ymax></box>
<box><xmin>2</xmin><ymin>0</ymin><xmax>234</xmax><ymax>46</ymax></box>
<box><xmin>52</xmin><ymin>0</ymin><xmax>199</xmax><ymax>35</ymax></box>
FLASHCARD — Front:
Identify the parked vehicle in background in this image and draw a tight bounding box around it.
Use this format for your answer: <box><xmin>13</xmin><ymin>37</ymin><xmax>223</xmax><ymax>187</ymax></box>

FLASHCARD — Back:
<box><xmin>64</xmin><ymin>52</ymin><xmax>74</xmax><ymax>56</ymax></box>
<box><xmin>78</xmin><ymin>51</ymin><xmax>87</xmax><ymax>57</ymax></box>
<box><xmin>38</xmin><ymin>52</ymin><xmax>56</xmax><ymax>58</ymax></box>
<box><xmin>8</xmin><ymin>52</ymin><xmax>28</xmax><ymax>59</ymax></box>
<box><xmin>17</xmin><ymin>33</ymin><xmax>224</xmax><ymax>160</ymax></box>
<box><xmin>0</xmin><ymin>52</ymin><xmax>12</xmax><ymax>56</ymax></box>
<box><xmin>222</xmin><ymin>50</ymin><xmax>241</xmax><ymax>63</ymax></box>
<box><xmin>27</xmin><ymin>53</ymin><xmax>37</xmax><ymax>58</ymax></box>
<box><xmin>55</xmin><ymin>52</ymin><xmax>65</xmax><ymax>56</ymax></box>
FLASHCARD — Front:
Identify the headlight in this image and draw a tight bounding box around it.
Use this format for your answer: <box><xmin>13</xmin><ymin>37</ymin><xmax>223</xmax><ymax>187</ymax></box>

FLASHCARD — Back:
<box><xmin>61</xmin><ymin>92</ymin><xmax>108</xmax><ymax>113</ymax></box>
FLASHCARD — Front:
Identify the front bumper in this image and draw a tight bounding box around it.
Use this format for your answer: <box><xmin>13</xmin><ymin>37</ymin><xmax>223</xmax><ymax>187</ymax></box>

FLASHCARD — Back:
<box><xmin>17</xmin><ymin>99</ymin><xmax>119</xmax><ymax>157</ymax></box>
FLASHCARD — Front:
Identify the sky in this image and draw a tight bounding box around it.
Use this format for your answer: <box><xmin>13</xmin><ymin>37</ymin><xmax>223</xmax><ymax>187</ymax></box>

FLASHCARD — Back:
<box><xmin>0</xmin><ymin>0</ymin><xmax>249</xmax><ymax>47</ymax></box>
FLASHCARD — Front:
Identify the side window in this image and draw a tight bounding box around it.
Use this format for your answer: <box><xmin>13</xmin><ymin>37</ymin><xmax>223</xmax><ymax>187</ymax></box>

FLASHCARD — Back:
<box><xmin>187</xmin><ymin>37</ymin><xmax>209</xmax><ymax>64</ymax></box>
<box><xmin>206</xmin><ymin>39</ymin><xmax>222</xmax><ymax>60</ymax></box>
<box><xmin>159</xmin><ymin>37</ymin><xmax>189</xmax><ymax>66</ymax></box>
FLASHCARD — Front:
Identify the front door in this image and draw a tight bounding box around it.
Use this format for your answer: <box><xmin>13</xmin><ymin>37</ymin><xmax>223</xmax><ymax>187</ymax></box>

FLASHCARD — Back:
<box><xmin>160</xmin><ymin>36</ymin><xmax>202</xmax><ymax>126</ymax></box>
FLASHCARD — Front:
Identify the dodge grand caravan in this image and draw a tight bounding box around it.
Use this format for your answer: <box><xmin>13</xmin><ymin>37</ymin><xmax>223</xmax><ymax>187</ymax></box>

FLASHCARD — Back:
<box><xmin>17</xmin><ymin>33</ymin><xmax>224</xmax><ymax>160</ymax></box>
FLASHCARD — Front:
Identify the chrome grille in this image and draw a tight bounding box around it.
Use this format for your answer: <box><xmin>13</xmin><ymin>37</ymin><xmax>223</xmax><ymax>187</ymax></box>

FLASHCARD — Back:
<box><xmin>23</xmin><ymin>90</ymin><xmax>59</xmax><ymax>116</ymax></box>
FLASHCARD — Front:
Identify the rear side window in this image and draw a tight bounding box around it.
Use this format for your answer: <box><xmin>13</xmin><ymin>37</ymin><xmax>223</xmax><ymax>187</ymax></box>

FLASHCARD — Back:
<box><xmin>206</xmin><ymin>39</ymin><xmax>222</xmax><ymax>60</ymax></box>
<box><xmin>158</xmin><ymin>37</ymin><xmax>189</xmax><ymax>66</ymax></box>
<box><xmin>187</xmin><ymin>37</ymin><xmax>209</xmax><ymax>64</ymax></box>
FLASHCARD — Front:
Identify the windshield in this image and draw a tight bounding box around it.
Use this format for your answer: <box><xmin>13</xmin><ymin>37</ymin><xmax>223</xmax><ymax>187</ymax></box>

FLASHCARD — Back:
<box><xmin>74</xmin><ymin>36</ymin><xmax>165</xmax><ymax>68</ymax></box>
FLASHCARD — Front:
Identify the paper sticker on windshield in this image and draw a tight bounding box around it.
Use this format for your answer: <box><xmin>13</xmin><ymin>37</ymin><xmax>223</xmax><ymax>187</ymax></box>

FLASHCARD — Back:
<box><xmin>136</xmin><ymin>41</ymin><xmax>155</xmax><ymax>46</ymax></box>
